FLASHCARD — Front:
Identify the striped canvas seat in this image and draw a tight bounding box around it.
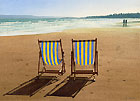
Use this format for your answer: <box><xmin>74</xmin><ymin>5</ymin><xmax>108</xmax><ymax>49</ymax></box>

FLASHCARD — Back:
<box><xmin>41</xmin><ymin>41</ymin><xmax>62</xmax><ymax>65</ymax></box>
<box><xmin>74</xmin><ymin>40</ymin><xmax>95</xmax><ymax>65</ymax></box>
<box><xmin>71</xmin><ymin>39</ymin><xmax>98</xmax><ymax>79</ymax></box>
<box><xmin>38</xmin><ymin>39</ymin><xmax>65</xmax><ymax>76</ymax></box>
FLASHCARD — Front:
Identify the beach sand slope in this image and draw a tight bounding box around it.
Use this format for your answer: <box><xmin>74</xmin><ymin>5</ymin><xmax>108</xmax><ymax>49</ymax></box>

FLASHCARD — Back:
<box><xmin>0</xmin><ymin>28</ymin><xmax>140</xmax><ymax>101</ymax></box>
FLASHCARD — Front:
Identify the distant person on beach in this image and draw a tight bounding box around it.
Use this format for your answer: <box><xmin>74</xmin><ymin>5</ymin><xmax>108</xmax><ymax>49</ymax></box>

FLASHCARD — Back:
<box><xmin>125</xmin><ymin>20</ymin><xmax>127</xmax><ymax>26</ymax></box>
<box><xmin>123</xmin><ymin>19</ymin><xmax>127</xmax><ymax>27</ymax></box>
<box><xmin>123</xmin><ymin>19</ymin><xmax>125</xmax><ymax>27</ymax></box>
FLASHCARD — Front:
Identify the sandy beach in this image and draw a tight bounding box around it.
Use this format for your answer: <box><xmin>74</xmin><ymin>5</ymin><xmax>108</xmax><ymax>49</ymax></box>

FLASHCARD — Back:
<box><xmin>0</xmin><ymin>28</ymin><xmax>140</xmax><ymax>101</ymax></box>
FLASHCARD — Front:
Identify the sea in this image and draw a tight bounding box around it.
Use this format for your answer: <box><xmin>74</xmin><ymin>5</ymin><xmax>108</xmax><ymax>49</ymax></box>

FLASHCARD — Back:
<box><xmin>0</xmin><ymin>18</ymin><xmax>140</xmax><ymax>36</ymax></box>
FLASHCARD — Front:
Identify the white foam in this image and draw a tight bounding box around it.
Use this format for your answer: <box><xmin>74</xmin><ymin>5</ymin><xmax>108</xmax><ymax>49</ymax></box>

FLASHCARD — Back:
<box><xmin>0</xmin><ymin>18</ymin><xmax>140</xmax><ymax>36</ymax></box>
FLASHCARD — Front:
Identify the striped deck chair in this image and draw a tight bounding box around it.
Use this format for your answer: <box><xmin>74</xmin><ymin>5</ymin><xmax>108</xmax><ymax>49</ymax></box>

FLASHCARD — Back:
<box><xmin>38</xmin><ymin>39</ymin><xmax>65</xmax><ymax>76</ymax></box>
<box><xmin>71</xmin><ymin>39</ymin><xmax>98</xmax><ymax>78</ymax></box>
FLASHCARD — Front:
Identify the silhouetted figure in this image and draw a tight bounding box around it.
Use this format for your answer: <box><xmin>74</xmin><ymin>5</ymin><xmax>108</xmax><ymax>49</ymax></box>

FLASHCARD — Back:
<box><xmin>123</xmin><ymin>19</ymin><xmax>127</xmax><ymax>27</ymax></box>
<box><xmin>125</xmin><ymin>20</ymin><xmax>127</xmax><ymax>26</ymax></box>
<box><xmin>123</xmin><ymin>19</ymin><xmax>125</xmax><ymax>27</ymax></box>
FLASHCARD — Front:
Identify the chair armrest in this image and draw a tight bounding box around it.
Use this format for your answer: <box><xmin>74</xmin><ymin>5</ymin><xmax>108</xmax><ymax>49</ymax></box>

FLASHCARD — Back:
<box><xmin>71</xmin><ymin>51</ymin><xmax>74</xmax><ymax>56</ymax></box>
<box><xmin>62</xmin><ymin>51</ymin><xmax>64</xmax><ymax>55</ymax></box>
<box><xmin>62</xmin><ymin>51</ymin><xmax>64</xmax><ymax>54</ymax></box>
<box><xmin>62</xmin><ymin>51</ymin><xmax>64</xmax><ymax>58</ymax></box>
<box><xmin>96</xmin><ymin>50</ymin><xmax>98</xmax><ymax>53</ymax></box>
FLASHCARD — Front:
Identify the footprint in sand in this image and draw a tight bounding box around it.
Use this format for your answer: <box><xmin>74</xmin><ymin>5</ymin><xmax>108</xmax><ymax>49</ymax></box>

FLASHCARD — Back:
<box><xmin>10</xmin><ymin>73</ymin><xmax>13</xmax><ymax>75</ymax></box>
<box><xmin>26</xmin><ymin>63</ymin><xmax>29</xmax><ymax>66</ymax></box>
<box><xmin>107</xmin><ymin>61</ymin><xmax>111</xmax><ymax>64</ymax></box>
<box><xmin>107</xmin><ymin>79</ymin><xmax>111</xmax><ymax>82</ymax></box>
<box><xmin>90</xmin><ymin>92</ymin><xmax>94</xmax><ymax>94</ymax></box>
<box><xmin>16</xmin><ymin>59</ymin><xmax>23</xmax><ymax>62</ymax></box>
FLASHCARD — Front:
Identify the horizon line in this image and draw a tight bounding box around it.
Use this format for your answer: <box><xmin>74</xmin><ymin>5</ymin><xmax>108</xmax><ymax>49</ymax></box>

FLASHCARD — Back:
<box><xmin>0</xmin><ymin>12</ymin><xmax>140</xmax><ymax>18</ymax></box>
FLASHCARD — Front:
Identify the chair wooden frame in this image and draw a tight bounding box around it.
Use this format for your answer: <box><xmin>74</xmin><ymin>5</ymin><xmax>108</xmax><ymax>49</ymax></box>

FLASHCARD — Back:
<box><xmin>71</xmin><ymin>38</ymin><xmax>98</xmax><ymax>78</ymax></box>
<box><xmin>38</xmin><ymin>39</ymin><xmax>65</xmax><ymax>76</ymax></box>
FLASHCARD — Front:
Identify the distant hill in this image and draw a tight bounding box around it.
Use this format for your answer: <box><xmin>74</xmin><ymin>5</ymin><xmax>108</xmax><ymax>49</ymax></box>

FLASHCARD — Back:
<box><xmin>86</xmin><ymin>13</ymin><xmax>140</xmax><ymax>18</ymax></box>
<box><xmin>1</xmin><ymin>13</ymin><xmax>140</xmax><ymax>19</ymax></box>
<box><xmin>0</xmin><ymin>15</ymin><xmax>39</xmax><ymax>19</ymax></box>
<box><xmin>0</xmin><ymin>15</ymin><xmax>59</xmax><ymax>19</ymax></box>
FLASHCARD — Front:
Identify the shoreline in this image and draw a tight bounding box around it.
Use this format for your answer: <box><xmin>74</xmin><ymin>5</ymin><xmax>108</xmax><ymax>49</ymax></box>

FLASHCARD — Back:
<box><xmin>1</xmin><ymin>27</ymin><xmax>140</xmax><ymax>37</ymax></box>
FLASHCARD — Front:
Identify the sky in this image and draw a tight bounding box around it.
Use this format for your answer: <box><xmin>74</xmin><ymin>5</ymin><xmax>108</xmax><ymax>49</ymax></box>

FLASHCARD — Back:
<box><xmin>0</xmin><ymin>0</ymin><xmax>140</xmax><ymax>17</ymax></box>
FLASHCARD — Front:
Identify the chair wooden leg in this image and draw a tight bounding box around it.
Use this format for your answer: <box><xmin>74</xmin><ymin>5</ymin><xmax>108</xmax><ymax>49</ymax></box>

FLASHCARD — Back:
<box><xmin>61</xmin><ymin>60</ymin><xmax>65</xmax><ymax>75</ymax></box>
<box><xmin>71</xmin><ymin>53</ymin><xmax>73</xmax><ymax>75</ymax></box>
<box><xmin>63</xmin><ymin>63</ymin><xmax>66</xmax><ymax>73</ymax></box>
<box><xmin>96</xmin><ymin>51</ymin><xmax>98</xmax><ymax>75</ymax></box>
<box><xmin>74</xmin><ymin>73</ymin><xmax>76</xmax><ymax>80</ymax></box>
<box><xmin>38</xmin><ymin>52</ymin><xmax>41</xmax><ymax>77</ymax></box>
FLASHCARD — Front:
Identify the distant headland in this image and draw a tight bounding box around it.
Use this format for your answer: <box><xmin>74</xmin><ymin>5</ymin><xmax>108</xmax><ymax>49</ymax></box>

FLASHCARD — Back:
<box><xmin>0</xmin><ymin>13</ymin><xmax>140</xmax><ymax>19</ymax></box>
<box><xmin>85</xmin><ymin>13</ymin><xmax>140</xmax><ymax>18</ymax></box>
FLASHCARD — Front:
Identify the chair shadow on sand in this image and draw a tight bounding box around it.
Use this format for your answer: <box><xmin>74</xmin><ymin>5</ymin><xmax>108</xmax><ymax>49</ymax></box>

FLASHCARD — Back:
<box><xmin>45</xmin><ymin>75</ymin><xmax>95</xmax><ymax>98</ymax></box>
<box><xmin>3</xmin><ymin>76</ymin><xmax>59</xmax><ymax>97</ymax></box>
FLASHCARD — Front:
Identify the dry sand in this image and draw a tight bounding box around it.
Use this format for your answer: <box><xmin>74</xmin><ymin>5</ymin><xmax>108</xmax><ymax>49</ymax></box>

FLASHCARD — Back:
<box><xmin>0</xmin><ymin>28</ymin><xmax>140</xmax><ymax>101</ymax></box>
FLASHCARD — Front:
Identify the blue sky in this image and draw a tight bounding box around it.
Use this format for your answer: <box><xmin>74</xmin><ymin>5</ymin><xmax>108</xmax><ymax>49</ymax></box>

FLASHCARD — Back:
<box><xmin>0</xmin><ymin>0</ymin><xmax>140</xmax><ymax>17</ymax></box>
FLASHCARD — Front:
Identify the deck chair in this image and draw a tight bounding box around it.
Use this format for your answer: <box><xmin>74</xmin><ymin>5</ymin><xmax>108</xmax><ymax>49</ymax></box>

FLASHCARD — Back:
<box><xmin>71</xmin><ymin>38</ymin><xmax>98</xmax><ymax>79</ymax></box>
<box><xmin>38</xmin><ymin>39</ymin><xmax>65</xmax><ymax>76</ymax></box>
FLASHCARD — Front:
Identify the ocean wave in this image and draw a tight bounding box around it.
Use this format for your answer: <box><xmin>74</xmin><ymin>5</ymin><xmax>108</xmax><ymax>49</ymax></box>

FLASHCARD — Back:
<box><xmin>0</xmin><ymin>18</ymin><xmax>140</xmax><ymax>36</ymax></box>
